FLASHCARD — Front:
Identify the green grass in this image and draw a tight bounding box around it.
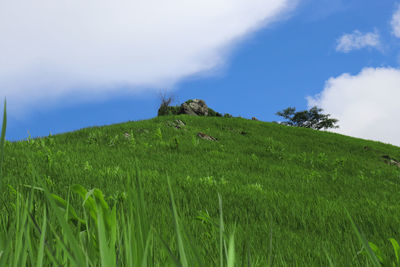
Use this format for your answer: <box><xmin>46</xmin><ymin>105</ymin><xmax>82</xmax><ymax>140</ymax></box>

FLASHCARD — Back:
<box><xmin>1</xmin><ymin>99</ymin><xmax>400</xmax><ymax>266</ymax></box>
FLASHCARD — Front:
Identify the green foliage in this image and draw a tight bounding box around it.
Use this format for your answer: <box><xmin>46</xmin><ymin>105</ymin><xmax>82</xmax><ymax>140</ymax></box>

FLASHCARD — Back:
<box><xmin>276</xmin><ymin>106</ymin><xmax>339</xmax><ymax>130</ymax></box>
<box><xmin>169</xmin><ymin>105</ymin><xmax>181</xmax><ymax>115</ymax></box>
<box><xmin>157</xmin><ymin>95</ymin><xmax>172</xmax><ymax>116</ymax></box>
<box><xmin>1</xmin><ymin>102</ymin><xmax>400</xmax><ymax>266</ymax></box>
<box><xmin>0</xmin><ymin>98</ymin><xmax>6</xmax><ymax>181</ymax></box>
<box><xmin>207</xmin><ymin>108</ymin><xmax>223</xmax><ymax>117</ymax></box>
<box><xmin>223</xmin><ymin>113</ymin><xmax>233</xmax><ymax>118</ymax></box>
<box><xmin>157</xmin><ymin>97</ymin><xmax>228</xmax><ymax>118</ymax></box>
<box><xmin>157</xmin><ymin>94</ymin><xmax>181</xmax><ymax>116</ymax></box>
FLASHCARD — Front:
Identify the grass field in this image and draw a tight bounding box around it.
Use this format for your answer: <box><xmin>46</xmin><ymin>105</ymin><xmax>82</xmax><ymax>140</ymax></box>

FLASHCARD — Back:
<box><xmin>1</xmin><ymin>101</ymin><xmax>400</xmax><ymax>266</ymax></box>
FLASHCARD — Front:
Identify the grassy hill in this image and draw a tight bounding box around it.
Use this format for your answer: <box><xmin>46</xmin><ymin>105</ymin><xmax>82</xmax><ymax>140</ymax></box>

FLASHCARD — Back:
<box><xmin>1</xmin><ymin>113</ymin><xmax>400</xmax><ymax>266</ymax></box>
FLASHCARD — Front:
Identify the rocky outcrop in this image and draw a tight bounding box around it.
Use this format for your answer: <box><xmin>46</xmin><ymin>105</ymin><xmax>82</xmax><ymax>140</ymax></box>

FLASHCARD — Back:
<box><xmin>179</xmin><ymin>99</ymin><xmax>209</xmax><ymax>116</ymax></box>
<box><xmin>174</xmin><ymin>119</ymin><xmax>186</xmax><ymax>129</ymax></box>
<box><xmin>197</xmin><ymin>132</ymin><xmax>218</xmax><ymax>141</ymax></box>
<box><xmin>166</xmin><ymin>119</ymin><xmax>186</xmax><ymax>129</ymax></box>
<box><xmin>382</xmin><ymin>155</ymin><xmax>400</xmax><ymax>168</ymax></box>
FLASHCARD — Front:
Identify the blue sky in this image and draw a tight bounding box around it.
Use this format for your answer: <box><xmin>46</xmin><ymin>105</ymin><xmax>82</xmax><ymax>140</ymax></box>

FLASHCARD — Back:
<box><xmin>1</xmin><ymin>0</ymin><xmax>400</xmax><ymax>147</ymax></box>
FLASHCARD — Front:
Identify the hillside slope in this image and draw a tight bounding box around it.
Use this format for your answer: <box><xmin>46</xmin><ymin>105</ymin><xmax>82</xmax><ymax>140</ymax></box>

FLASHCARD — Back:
<box><xmin>3</xmin><ymin>115</ymin><xmax>400</xmax><ymax>265</ymax></box>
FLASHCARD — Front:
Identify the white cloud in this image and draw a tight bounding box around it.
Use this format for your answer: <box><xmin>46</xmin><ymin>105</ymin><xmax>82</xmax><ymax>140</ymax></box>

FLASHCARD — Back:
<box><xmin>0</xmin><ymin>0</ymin><xmax>296</xmax><ymax>119</ymax></box>
<box><xmin>336</xmin><ymin>30</ymin><xmax>381</xmax><ymax>53</ymax></box>
<box><xmin>307</xmin><ymin>67</ymin><xmax>400</xmax><ymax>147</ymax></box>
<box><xmin>392</xmin><ymin>3</ymin><xmax>400</xmax><ymax>38</ymax></box>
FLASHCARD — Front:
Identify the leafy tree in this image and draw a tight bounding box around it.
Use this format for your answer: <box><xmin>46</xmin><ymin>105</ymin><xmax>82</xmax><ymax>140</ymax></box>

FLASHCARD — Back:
<box><xmin>276</xmin><ymin>106</ymin><xmax>339</xmax><ymax>130</ymax></box>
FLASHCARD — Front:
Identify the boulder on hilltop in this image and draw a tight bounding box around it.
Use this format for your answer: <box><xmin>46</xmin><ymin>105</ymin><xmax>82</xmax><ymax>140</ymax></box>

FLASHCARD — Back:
<box><xmin>157</xmin><ymin>98</ymin><xmax>233</xmax><ymax>118</ymax></box>
<box><xmin>179</xmin><ymin>99</ymin><xmax>208</xmax><ymax>116</ymax></box>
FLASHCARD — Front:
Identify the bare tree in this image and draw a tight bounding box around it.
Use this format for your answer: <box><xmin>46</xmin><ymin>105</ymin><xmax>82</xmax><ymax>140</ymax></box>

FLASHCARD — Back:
<box><xmin>157</xmin><ymin>89</ymin><xmax>175</xmax><ymax>116</ymax></box>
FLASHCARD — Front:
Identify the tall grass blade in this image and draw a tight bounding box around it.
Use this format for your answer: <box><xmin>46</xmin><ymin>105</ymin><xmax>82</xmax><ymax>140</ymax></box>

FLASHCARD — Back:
<box><xmin>23</xmin><ymin>154</ymin><xmax>87</xmax><ymax>266</ymax></box>
<box><xmin>13</xmin><ymin>192</ymin><xmax>29</xmax><ymax>267</ymax></box>
<box><xmin>130</xmin><ymin>160</ymin><xmax>153</xmax><ymax>266</ymax></box>
<box><xmin>0</xmin><ymin>98</ymin><xmax>6</xmax><ymax>183</ymax></box>
<box><xmin>0</xmin><ymin>243</ymin><xmax>11</xmax><ymax>266</ymax></box>
<box><xmin>134</xmin><ymin>159</ymin><xmax>149</xmax><ymax>254</ymax></box>
<box><xmin>25</xmin><ymin>220</ymin><xmax>34</xmax><ymax>266</ymax></box>
<box><xmin>24</xmin><ymin>191</ymin><xmax>35</xmax><ymax>266</ymax></box>
<box><xmin>47</xmin><ymin>219</ymin><xmax>81</xmax><ymax>266</ymax></box>
<box><xmin>344</xmin><ymin>207</ymin><xmax>381</xmax><ymax>266</ymax></box>
<box><xmin>42</xmin><ymin>184</ymin><xmax>87</xmax><ymax>266</ymax></box>
<box><xmin>43</xmin><ymin>238</ymin><xmax>63</xmax><ymax>267</ymax></box>
<box><xmin>247</xmin><ymin>240</ymin><xmax>251</xmax><ymax>267</ymax></box>
<box><xmin>219</xmin><ymin>193</ymin><xmax>224</xmax><ymax>267</ymax></box>
<box><xmin>167</xmin><ymin>176</ymin><xmax>188</xmax><ymax>267</ymax></box>
<box><xmin>227</xmin><ymin>231</ymin><xmax>235</xmax><ymax>267</ymax></box>
<box><xmin>323</xmin><ymin>247</ymin><xmax>335</xmax><ymax>267</ymax></box>
<box><xmin>141</xmin><ymin>228</ymin><xmax>153</xmax><ymax>267</ymax></box>
<box><xmin>184</xmin><ymin>231</ymin><xmax>206</xmax><ymax>266</ymax></box>
<box><xmin>97</xmin><ymin>207</ymin><xmax>116</xmax><ymax>267</ymax></box>
<box><xmin>122</xmin><ymin>213</ymin><xmax>134</xmax><ymax>266</ymax></box>
<box><xmin>267</xmin><ymin>221</ymin><xmax>274</xmax><ymax>267</ymax></box>
<box><xmin>160</xmin><ymin>235</ymin><xmax>181</xmax><ymax>265</ymax></box>
<box><xmin>388</xmin><ymin>238</ymin><xmax>400</xmax><ymax>264</ymax></box>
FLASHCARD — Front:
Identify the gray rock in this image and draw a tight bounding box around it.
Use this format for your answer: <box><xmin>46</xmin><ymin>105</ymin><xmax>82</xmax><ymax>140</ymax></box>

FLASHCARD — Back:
<box><xmin>174</xmin><ymin>119</ymin><xmax>186</xmax><ymax>129</ymax></box>
<box><xmin>179</xmin><ymin>99</ymin><xmax>209</xmax><ymax>116</ymax></box>
<box><xmin>166</xmin><ymin>119</ymin><xmax>186</xmax><ymax>129</ymax></box>
<box><xmin>382</xmin><ymin>155</ymin><xmax>400</xmax><ymax>168</ymax></box>
<box><xmin>197</xmin><ymin>132</ymin><xmax>218</xmax><ymax>141</ymax></box>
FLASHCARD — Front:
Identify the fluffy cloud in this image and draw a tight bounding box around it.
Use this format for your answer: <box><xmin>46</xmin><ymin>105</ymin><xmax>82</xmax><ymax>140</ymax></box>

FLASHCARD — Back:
<box><xmin>0</xmin><ymin>0</ymin><xmax>296</xmax><ymax>118</ymax></box>
<box><xmin>336</xmin><ymin>30</ymin><xmax>381</xmax><ymax>53</ymax></box>
<box><xmin>307</xmin><ymin>67</ymin><xmax>400</xmax><ymax>147</ymax></box>
<box><xmin>392</xmin><ymin>3</ymin><xmax>400</xmax><ymax>38</ymax></box>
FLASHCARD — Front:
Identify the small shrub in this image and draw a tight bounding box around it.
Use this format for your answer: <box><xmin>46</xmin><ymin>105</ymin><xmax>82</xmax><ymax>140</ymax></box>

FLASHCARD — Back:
<box><xmin>157</xmin><ymin>92</ymin><xmax>180</xmax><ymax>116</ymax></box>
<box><xmin>169</xmin><ymin>105</ymin><xmax>181</xmax><ymax>115</ymax></box>
<box><xmin>223</xmin><ymin>113</ymin><xmax>233</xmax><ymax>118</ymax></box>
<box><xmin>157</xmin><ymin>95</ymin><xmax>172</xmax><ymax>116</ymax></box>
<box><xmin>208</xmin><ymin>108</ymin><xmax>222</xmax><ymax>117</ymax></box>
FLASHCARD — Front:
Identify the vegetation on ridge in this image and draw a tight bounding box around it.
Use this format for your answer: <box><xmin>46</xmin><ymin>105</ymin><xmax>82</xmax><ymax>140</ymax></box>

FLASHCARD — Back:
<box><xmin>276</xmin><ymin>106</ymin><xmax>339</xmax><ymax>130</ymax></box>
<box><xmin>157</xmin><ymin>94</ymin><xmax>233</xmax><ymax>118</ymax></box>
<box><xmin>0</xmin><ymin>99</ymin><xmax>400</xmax><ymax>265</ymax></box>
